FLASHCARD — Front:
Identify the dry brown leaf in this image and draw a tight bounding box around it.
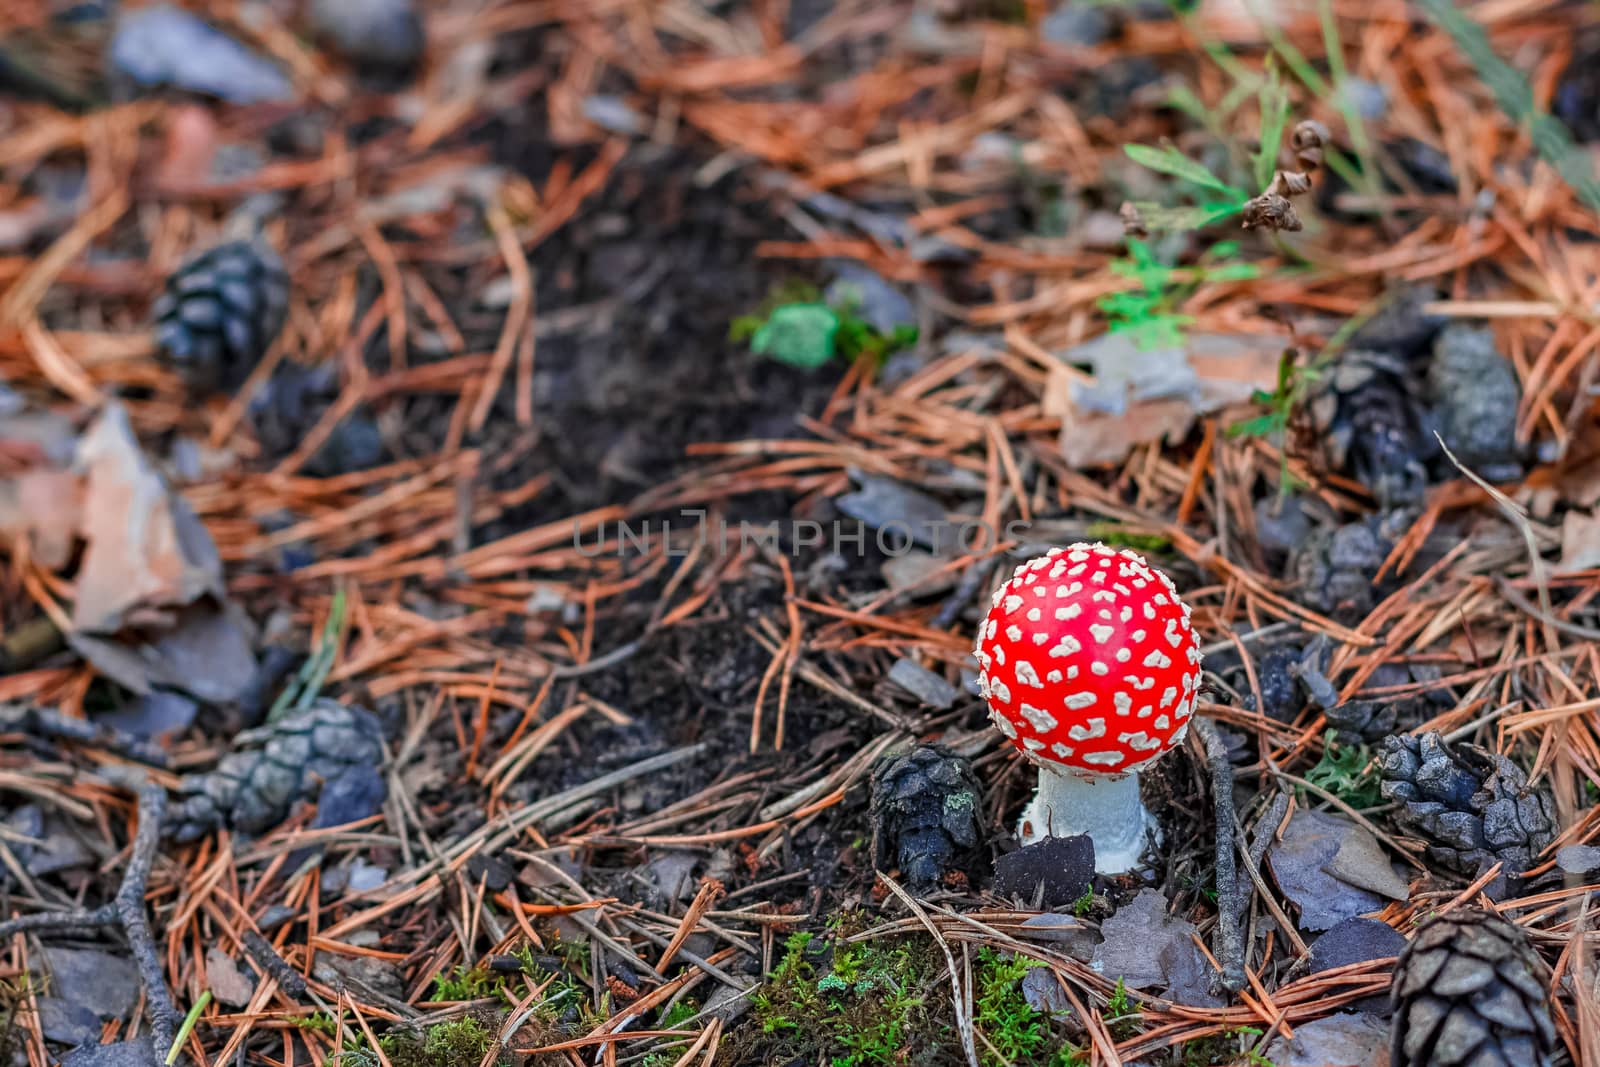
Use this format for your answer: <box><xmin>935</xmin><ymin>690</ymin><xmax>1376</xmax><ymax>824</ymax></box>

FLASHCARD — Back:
<box><xmin>71</xmin><ymin>403</ymin><xmax>224</xmax><ymax>634</ymax></box>
<box><xmin>1045</xmin><ymin>332</ymin><xmax>1283</xmax><ymax>468</ymax></box>
<box><xmin>1558</xmin><ymin>509</ymin><xmax>1600</xmax><ymax>573</ymax></box>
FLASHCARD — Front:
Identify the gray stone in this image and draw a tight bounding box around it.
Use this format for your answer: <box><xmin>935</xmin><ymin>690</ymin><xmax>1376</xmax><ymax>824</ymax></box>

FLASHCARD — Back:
<box><xmin>824</xmin><ymin>262</ymin><xmax>915</xmax><ymax>336</ymax></box>
<box><xmin>994</xmin><ymin>836</ymin><xmax>1094</xmax><ymax>908</ymax></box>
<box><xmin>1265</xmin><ymin>1011</ymin><xmax>1388</xmax><ymax>1066</ymax></box>
<box><xmin>1040</xmin><ymin>3</ymin><xmax>1114</xmax><ymax>46</ymax></box>
<box><xmin>205</xmin><ymin>947</ymin><xmax>255</xmax><ymax>1009</ymax></box>
<box><xmin>310</xmin><ymin>0</ymin><xmax>424</xmax><ymax>70</ymax></box>
<box><xmin>646</xmin><ymin>851</ymin><xmax>700</xmax><ymax>903</ymax></box>
<box><xmin>59</xmin><ymin>1042</ymin><xmax>158</xmax><ymax>1067</ymax></box>
<box><xmin>835</xmin><ymin>474</ymin><xmax>950</xmax><ymax>551</ymax></box>
<box><xmin>37</xmin><ymin>947</ymin><xmax>139</xmax><ymax>1020</ymax></box>
<box><xmin>1557</xmin><ymin>843</ymin><xmax>1600</xmax><ymax>874</ymax></box>
<box><xmin>1309</xmin><ymin>917</ymin><xmax>1406</xmax><ymax>1013</ymax></box>
<box><xmin>110</xmin><ymin>6</ymin><xmax>294</xmax><ymax>103</ymax></box>
<box><xmin>1021</xmin><ymin>964</ymin><xmax>1072</xmax><ymax>1015</ymax></box>
<box><xmin>886</xmin><ymin>658</ymin><xmax>959</xmax><ymax>709</ymax></box>
<box><xmin>35</xmin><ymin>996</ymin><xmax>101</xmax><ymax>1046</ymax></box>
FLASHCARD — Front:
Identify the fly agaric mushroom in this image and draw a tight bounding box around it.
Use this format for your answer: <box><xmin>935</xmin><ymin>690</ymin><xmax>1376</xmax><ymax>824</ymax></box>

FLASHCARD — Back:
<box><xmin>974</xmin><ymin>543</ymin><xmax>1202</xmax><ymax>873</ymax></box>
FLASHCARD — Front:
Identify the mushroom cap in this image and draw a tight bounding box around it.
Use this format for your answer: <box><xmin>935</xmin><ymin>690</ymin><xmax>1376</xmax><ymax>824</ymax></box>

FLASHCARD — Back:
<box><xmin>975</xmin><ymin>543</ymin><xmax>1202</xmax><ymax>776</ymax></box>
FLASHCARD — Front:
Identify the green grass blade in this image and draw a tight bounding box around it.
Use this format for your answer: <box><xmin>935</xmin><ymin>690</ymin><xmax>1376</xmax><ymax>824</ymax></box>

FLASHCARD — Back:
<box><xmin>166</xmin><ymin>991</ymin><xmax>213</xmax><ymax>1065</ymax></box>
<box><xmin>1123</xmin><ymin>144</ymin><xmax>1240</xmax><ymax>196</ymax></box>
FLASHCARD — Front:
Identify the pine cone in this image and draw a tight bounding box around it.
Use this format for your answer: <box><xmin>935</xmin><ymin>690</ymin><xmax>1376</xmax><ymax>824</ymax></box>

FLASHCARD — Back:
<box><xmin>1376</xmin><ymin>733</ymin><xmax>1556</xmax><ymax>881</ymax></box>
<box><xmin>1326</xmin><ymin>662</ymin><xmax>1452</xmax><ymax>744</ymax></box>
<box><xmin>1302</xmin><ymin>348</ymin><xmax>1429</xmax><ymax>508</ymax></box>
<box><xmin>1292</xmin><ymin>511</ymin><xmax>1409</xmax><ymax>621</ymax></box>
<box><xmin>870</xmin><ymin>744</ymin><xmax>982</xmax><ymax>893</ymax></box>
<box><xmin>154</xmin><ymin>239</ymin><xmax>289</xmax><ymax>392</ymax></box>
<box><xmin>1428</xmin><ymin>324</ymin><xmax>1522</xmax><ymax>483</ymax></box>
<box><xmin>169</xmin><ymin>699</ymin><xmax>385</xmax><ymax>841</ymax></box>
<box><xmin>1391</xmin><ymin>909</ymin><xmax>1556</xmax><ymax>1067</ymax></box>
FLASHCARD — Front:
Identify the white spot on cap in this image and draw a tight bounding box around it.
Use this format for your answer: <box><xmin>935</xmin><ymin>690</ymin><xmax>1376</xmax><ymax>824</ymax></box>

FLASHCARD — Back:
<box><xmin>1049</xmin><ymin>635</ymin><xmax>1082</xmax><ymax>657</ymax></box>
<box><xmin>1022</xmin><ymin>737</ymin><xmax>1044</xmax><ymax>751</ymax></box>
<box><xmin>1027</xmin><ymin>608</ymin><xmax>1042</xmax><ymax>622</ymax></box>
<box><xmin>976</xmin><ymin>652</ymin><xmax>992</xmax><ymax>670</ymax></box>
<box><xmin>1003</xmin><ymin>595</ymin><xmax>1023</xmax><ymax>613</ymax></box>
<box><xmin>1063</xmin><ymin>691</ymin><xmax>1097</xmax><ymax>709</ymax></box>
<box><xmin>1092</xmin><ymin>591</ymin><xmax>1116</xmax><ymax>604</ymax></box>
<box><xmin>1091</xmin><ymin>570</ymin><xmax>1107</xmax><ymax>585</ymax></box>
<box><xmin>1082</xmin><ymin>750</ymin><xmax>1125</xmax><ymax>767</ymax></box>
<box><xmin>1165</xmin><ymin>619</ymin><xmax>1182</xmax><ymax>647</ymax></box>
<box><xmin>1050</xmin><ymin>743</ymin><xmax>1073</xmax><ymax>759</ymax></box>
<box><xmin>1046</xmin><ymin>670</ymin><xmax>1063</xmax><ymax>683</ymax></box>
<box><xmin>1120</xmin><ymin>606</ymin><xmax>1133</xmax><ymax>623</ymax></box>
<box><xmin>1160</xmin><ymin>686</ymin><xmax>1177</xmax><ymax>708</ymax></box>
<box><xmin>990</xmin><ymin>709</ymin><xmax>1016</xmax><ymax>738</ymax></box>
<box><xmin>1089</xmin><ymin>624</ymin><xmax>1113</xmax><ymax>644</ymax></box>
<box><xmin>1091</xmin><ymin>661</ymin><xmax>1109</xmax><ymax>676</ymax></box>
<box><xmin>1131</xmin><ymin>629</ymin><xmax>1147</xmax><ymax>642</ymax></box>
<box><xmin>1006</xmin><ymin>625</ymin><xmax>1022</xmax><ymax>642</ymax></box>
<box><xmin>1020</xmin><ymin>703</ymin><xmax>1058</xmax><ymax>732</ymax></box>
<box><xmin>1153</xmin><ymin>593</ymin><xmax>1169</xmax><ymax>605</ymax></box>
<box><xmin>1119</xmin><ymin>731</ymin><xmax>1161</xmax><ymax>751</ymax></box>
<box><xmin>1138</xmin><ymin>705</ymin><xmax>1154</xmax><ymax>718</ymax></box>
<box><xmin>1144</xmin><ymin>650</ymin><xmax>1172</xmax><ymax>669</ymax></box>
<box><xmin>1032</xmin><ymin>631</ymin><xmax>1048</xmax><ymax>645</ymax></box>
<box><xmin>1068</xmin><ymin>717</ymin><xmax>1106</xmax><ymax>740</ymax></box>
<box><xmin>1114</xmin><ymin>582</ymin><xmax>1131</xmax><ymax>595</ymax></box>
<box><xmin>1154</xmin><ymin>715</ymin><xmax>1170</xmax><ymax>729</ymax></box>
<box><xmin>1143</xmin><ymin>603</ymin><xmax>1156</xmax><ymax>620</ymax></box>
<box><xmin>1015</xmin><ymin>660</ymin><xmax>1042</xmax><ymax>688</ymax></box>
<box><xmin>993</xmin><ymin>680</ymin><xmax>1012</xmax><ymax>704</ymax></box>
<box><xmin>1114</xmin><ymin>692</ymin><xmax>1132</xmax><ymax>716</ymax></box>
<box><xmin>1115</xmin><ymin>648</ymin><xmax>1131</xmax><ymax>663</ymax></box>
<box><xmin>1130</xmin><ymin>676</ymin><xmax>1153</xmax><ymax>690</ymax></box>
<box><xmin>995</xmin><ymin>646</ymin><xmax>1007</xmax><ymax>666</ymax></box>
<box><xmin>1055</xmin><ymin>604</ymin><xmax>1081</xmax><ymax>620</ymax></box>
<box><xmin>1066</xmin><ymin>665</ymin><xmax>1079</xmax><ymax>679</ymax></box>
<box><xmin>1068</xmin><ymin>563</ymin><xmax>1087</xmax><ymax>577</ymax></box>
<box><xmin>1068</xmin><ymin>549</ymin><xmax>1089</xmax><ymax>562</ymax></box>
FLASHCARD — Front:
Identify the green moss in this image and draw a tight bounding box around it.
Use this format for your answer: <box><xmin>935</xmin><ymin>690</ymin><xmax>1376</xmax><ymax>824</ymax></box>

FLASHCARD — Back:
<box><xmin>748</xmin><ymin>930</ymin><xmax>940</xmax><ymax>1065</ymax></box>
<box><xmin>381</xmin><ymin>1017</ymin><xmax>501</xmax><ymax>1067</ymax></box>
<box><xmin>972</xmin><ymin>948</ymin><xmax>1084</xmax><ymax>1067</ymax></box>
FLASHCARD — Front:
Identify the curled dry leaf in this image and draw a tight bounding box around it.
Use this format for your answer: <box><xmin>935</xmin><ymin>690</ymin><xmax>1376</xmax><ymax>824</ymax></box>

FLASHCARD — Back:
<box><xmin>1292</xmin><ymin>119</ymin><xmax>1331</xmax><ymax>170</ymax></box>
<box><xmin>1119</xmin><ymin>200</ymin><xmax>1148</xmax><ymax>238</ymax></box>
<box><xmin>1045</xmin><ymin>332</ymin><xmax>1285</xmax><ymax>467</ymax></box>
<box><xmin>1242</xmin><ymin>192</ymin><xmax>1303</xmax><ymax>231</ymax></box>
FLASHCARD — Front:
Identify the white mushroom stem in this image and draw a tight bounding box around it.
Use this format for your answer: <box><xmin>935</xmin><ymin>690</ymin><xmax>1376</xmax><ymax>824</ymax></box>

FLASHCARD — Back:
<box><xmin>1018</xmin><ymin>765</ymin><xmax>1155</xmax><ymax>874</ymax></box>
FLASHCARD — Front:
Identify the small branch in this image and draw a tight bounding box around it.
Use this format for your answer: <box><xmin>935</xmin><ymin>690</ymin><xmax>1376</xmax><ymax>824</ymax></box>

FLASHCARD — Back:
<box><xmin>241</xmin><ymin>930</ymin><xmax>308</xmax><ymax>999</ymax></box>
<box><xmin>0</xmin><ymin>784</ymin><xmax>179</xmax><ymax>1060</ymax></box>
<box><xmin>0</xmin><ymin>704</ymin><xmax>168</xmax><ymax>767</ymax></box>
<box><xmin>1192</xmin><ymin>717</ymin><xmax>1247</xmax><ymax>993</ymax></box>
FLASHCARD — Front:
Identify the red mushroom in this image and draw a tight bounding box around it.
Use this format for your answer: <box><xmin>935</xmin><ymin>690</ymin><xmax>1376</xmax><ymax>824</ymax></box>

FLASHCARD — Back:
<box><xmin>974</xmin><ymin>543</ymin><xmax>1202</xmax><ymax>873</ymax></box>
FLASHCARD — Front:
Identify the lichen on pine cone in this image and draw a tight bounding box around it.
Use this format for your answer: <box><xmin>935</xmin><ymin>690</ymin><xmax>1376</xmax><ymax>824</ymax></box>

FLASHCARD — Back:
<box><xmin>153</xmin><ymin>239</ymin><xmax>289</xmax><ymax>392</ymax></box>
<box><xmin>870</xmin><ymin>744</ymin><xmax>982</xmax><ymax>893</ymax></box>
<box><xmin>1390</xmin><ymin>908</ymin><xmax>1556</xmax><ymax>1067</ymax></box>
<box><xmin>1376</xmin><ymin>732</ymin><xmax>1556</xmax><ymax>881</ymax></box>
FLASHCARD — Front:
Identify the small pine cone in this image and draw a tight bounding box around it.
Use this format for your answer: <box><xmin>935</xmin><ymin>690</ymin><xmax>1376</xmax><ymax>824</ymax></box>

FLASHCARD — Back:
<box><xmin>870</xmin><ymin>744</ymin><xmax>982</xmax><ymax>893</ymax></box>
<box><xmin>1376</xmin><ymin>732</ymin><xmax>1556</xmax><ymax>882</ymax></box>
<box><xmin>154</xmin><ymin>239</ymin><xmax>289</xmax><ymax>392</ymax></box>
<box><xmin>1391</xmin><ymin>909</ymin><xmax>1556</xmax><ymax>1067</ymax></box>
<box><xmin>1291</xmin><ymin>511</ymin><xmax>1410</xmax><ymax>621</ymax></box>
<box><xmin>1327</xmin><ymin>662</ymin><xmax>1451</xmax><ymax>744</ymax></box>
<box><xmin>169</xmin><ymin>699</ymin><xmax>385</xmax><ymax>841</ymax></box>
<box><xmin>1428</xmin><ymin>324</ymin><xmax>1523</xmax><ymax>483</ymax></box>
<box><xmin>1301</xmin><ymin>348</ymin><xmax>1430</xmax><ymax>508</ymax></box>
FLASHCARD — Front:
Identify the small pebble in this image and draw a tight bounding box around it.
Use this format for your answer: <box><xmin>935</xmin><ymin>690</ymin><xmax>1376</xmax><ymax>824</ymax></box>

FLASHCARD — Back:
<box><xmin>309</xmin><ymin>0</ymin><xmax>425</xmax><ymax>71</ymax></box>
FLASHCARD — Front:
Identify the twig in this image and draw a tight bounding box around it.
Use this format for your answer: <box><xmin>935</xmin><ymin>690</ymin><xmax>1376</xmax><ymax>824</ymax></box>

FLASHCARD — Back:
<box><xmin>0</xmin><ymin>784</ymin><xmax>180</xmax><ymax>1059</ymax></box>
<box><xmin>241</xmin><ymin>929</ymin><xmax>308</xmax><ymax>998</ymax></box>
<box><xmin>1193</xmin><ymin>717</ymin><xmax>1247</xmax><ymax>993</ymax></box>
<box><xmin>0</xmin><ymin>704</ymin><xmax>168</xmax><ymax>767</ymax></box>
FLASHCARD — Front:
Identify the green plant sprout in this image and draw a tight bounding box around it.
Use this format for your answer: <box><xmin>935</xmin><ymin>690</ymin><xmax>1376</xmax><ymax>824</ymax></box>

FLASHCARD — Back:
<box><xmin>1097</xmin><ymin>238</ymin><xmax>1259</xmax><ymax>350</ymax></box>
<box><xmin>731</xmin><ymin>280</ymin><xmax>918</xmax><ymax>370</ymax></box>
<box><xmin>1304</xmin><ymin>730</ymin><xmax>1383</xmax><ymax>809</ymax></box>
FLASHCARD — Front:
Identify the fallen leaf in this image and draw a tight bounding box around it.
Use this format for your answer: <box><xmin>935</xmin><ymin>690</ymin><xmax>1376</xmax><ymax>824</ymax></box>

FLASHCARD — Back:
<box><xmin>204</xmin><ymin>947</ymin><xmax>255</xmax><ymax>1008</ymax></box>
<box><xmin>1044</xmin><ymin>332</ymin><xmax>1283</xmax><ymax>468</ymax></box>
<box><xmin>72</xmin><ymin>402</ymin><xmax>225</xmax><ymax>634</ymax></box>
<box><xmin>1091</xmin><ymin>887</ymin><xmax>1223</xmax><ymax>1006</ymax></box>
<box><xmin>1322</xmin><ymin>823</ymin><xmax>1411</xmax><ymax>901</ymax></box>
<box><xmin>1266</xmin><ymin>810</ymin><xmax>1387</xmax><ymax>932</ymax></box>
<box><xmin>1558</xmin><ymin>509</ymin><xmax>1600</xmax><ymax>573</ymax></box>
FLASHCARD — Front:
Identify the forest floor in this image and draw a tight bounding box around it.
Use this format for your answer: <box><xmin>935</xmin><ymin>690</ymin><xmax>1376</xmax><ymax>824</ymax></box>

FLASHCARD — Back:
<box><xmin>1</xmin><ymin>0</ymin><xmax>1599</xmax><ymax>1065</ymax></box>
